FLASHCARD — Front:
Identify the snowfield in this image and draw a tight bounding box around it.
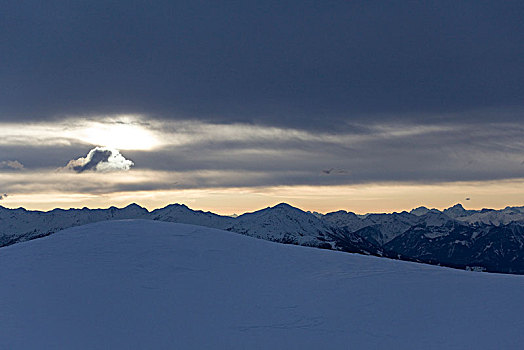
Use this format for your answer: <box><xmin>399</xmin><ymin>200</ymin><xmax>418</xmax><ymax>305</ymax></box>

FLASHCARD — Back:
<box><xmin>1</xmin><ymin>220</ymin><xmax>523</xmax><ymax>349</ymax></box>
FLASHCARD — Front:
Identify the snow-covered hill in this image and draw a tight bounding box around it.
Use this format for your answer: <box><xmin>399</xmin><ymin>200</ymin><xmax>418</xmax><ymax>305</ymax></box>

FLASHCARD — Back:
<box><xmin>1</xmin><ymin>220</ymin><xmax>523</xmax><ymax>349</ymax></box>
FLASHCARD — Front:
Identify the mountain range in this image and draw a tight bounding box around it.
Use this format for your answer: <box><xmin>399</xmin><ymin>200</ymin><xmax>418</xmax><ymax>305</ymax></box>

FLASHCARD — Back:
<box><xmin>1</xmin><ymin>202</ymin><xmax>523</xmax><ymax>274</ymax></box>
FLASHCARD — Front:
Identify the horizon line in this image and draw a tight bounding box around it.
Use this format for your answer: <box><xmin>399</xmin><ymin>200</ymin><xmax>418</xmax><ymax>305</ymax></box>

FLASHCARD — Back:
<box><xmin>2</xmin><ymin>201</ymin><xmax>523</xmax><ymax>217</ymax></box>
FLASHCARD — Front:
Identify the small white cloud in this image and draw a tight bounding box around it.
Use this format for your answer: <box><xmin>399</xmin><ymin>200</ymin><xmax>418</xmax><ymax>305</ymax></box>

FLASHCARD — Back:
<box><xmin>0</xmin><ymin>160</ymin><xmax>24</xmax><ymax>170</ymax></box>
<box><xmin>66</xmin><ymin>147</ymin><xmax>134</xmax><ymax>173</ymax></box>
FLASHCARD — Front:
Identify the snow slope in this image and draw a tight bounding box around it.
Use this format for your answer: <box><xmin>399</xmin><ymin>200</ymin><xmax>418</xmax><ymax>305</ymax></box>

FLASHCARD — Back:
<box><xmin>1</xmin><ymin>220</ymin><xmax>523</xmax><ymax>349</ymax></box>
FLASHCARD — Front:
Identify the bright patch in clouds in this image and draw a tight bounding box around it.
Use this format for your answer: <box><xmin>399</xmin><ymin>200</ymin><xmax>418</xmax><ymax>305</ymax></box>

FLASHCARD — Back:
<box><xmin>78</xmin><ymin>119</ymin><xmax>159</xmax><ymax>150</ymax></box>
<box><xmin>0</xmin><ymin>114</ymin><xmax>460</xmax><ymax>151</ymax></box>
<box><xmin>0</xmin><ymin>115</ymin><xmax>160</xmax><ymax>151</ymax></box>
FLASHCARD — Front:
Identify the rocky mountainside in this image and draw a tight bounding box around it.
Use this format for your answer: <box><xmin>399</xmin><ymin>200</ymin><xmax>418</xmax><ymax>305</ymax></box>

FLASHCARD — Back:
<box><xmin>326</xmin><ymin>204</ymin><xmax>524</xmax><ymax>273</ymax></box>
<box><xmin>386</xmin><ymin>222</ymin><xmax>524</xmax><ymax>273</ymax></box>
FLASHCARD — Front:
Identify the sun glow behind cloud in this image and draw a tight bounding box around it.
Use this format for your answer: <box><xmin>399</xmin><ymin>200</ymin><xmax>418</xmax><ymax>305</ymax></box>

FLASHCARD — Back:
<box><xmin>0</xmin><ymin>115</ymin><xmax>161</xmax><ymax>151</ymax></box>
<box><xmin>77</xmin><ymin>119</ymin><xmax>160</xmax><ymax>151</ymax></box>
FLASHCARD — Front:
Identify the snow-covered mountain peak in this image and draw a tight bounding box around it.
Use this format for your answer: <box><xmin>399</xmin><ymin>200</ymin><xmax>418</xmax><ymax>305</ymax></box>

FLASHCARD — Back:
<box><xmin>226</xmin><ymin>203</ymin><xmax>332</xmax><ymax>247</ymax></box>
<box><xmin>266</xmin><ymin>202</ymin><xmax>303</xmax><ymax>213</ymax></box>
<box><xmin>322</xmin><ymin>210</ymin><xmax>363</xmax><ymax>230</ymax></box>
<box><xmin>503</xmin><ymin>206</ymin><xmax>524</xmax><ymax>214</ymax></box>
<box><xmin>150</xmin><ymin>203</ymin><xmax>233</xmax><ymax>229</ymax></box>
<box><xmin>455</xmin><ymin>207</ymin><xmax>524</xmax><ymax>226</ymax></box>
<box><xmin>450</xmin><ymin>203</ymin><xmax>465</xmax><ymax>209</ymax></box>
<box><xmin>123</xmin><ymin>202</ymin><xmax>147</xmax><ymax>210</ymax></box>
<box><xmin>410</xmin><ymin>206</ymin><xmax>431</xmax><ymax>216</ymax></box>
<box><xmin>116</xmin><ymin>203</ymin><xmax>149</xmax><ymax>216</ymax></box>
<box><xmin>420</xmin><ymin>211</ymin><xmax>454</xmax><ymax>226</ymax></box>
<box><xmin>443</xmin><ymin>203</ymin><xmax>474</xmax><ymax>218</ymax></box>
<box><xmin>349</xmin><ymin>212</ymin><xmax>422</xmax><ymax>245</ymax></box>
<box><xmin>237</xmin><ymin>203</ymin><xmax>320</xmax><ymax>222</ymax></box>
<box><xmin>157</xmin><ymin>203</ymin><xmax>190</xmax><ymax>211</ymax></box>
<box><xmin>307</xmin><ymin>211</ymin><xmax>324</xmax><ymax>219</ymax></box>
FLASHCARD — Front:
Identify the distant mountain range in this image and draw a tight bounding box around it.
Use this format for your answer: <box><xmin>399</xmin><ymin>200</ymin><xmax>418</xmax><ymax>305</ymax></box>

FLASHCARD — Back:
<box><xmin>1</xmin><ymin>202</ymin><xmax>523</xmax><ymax>274</ymax></box>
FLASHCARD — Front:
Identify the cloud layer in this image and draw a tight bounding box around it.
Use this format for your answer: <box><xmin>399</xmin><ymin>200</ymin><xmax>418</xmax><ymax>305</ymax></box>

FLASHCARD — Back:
<box><xmin>0</xmin><ymin>117</ymin><xmax>522</xmax><ymax>187</ymax></box>
<box><xmin>66</xmin><ymin>147</ymin><xmax>134</xmax><ymax>173</ymax></box>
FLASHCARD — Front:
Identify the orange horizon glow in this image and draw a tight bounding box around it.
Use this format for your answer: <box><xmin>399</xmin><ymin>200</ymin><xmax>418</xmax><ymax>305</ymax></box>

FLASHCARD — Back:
<box><xmin>2</xmin><ymin>180</ymin><xmax>523</xmax><ymax>215</ymax></box>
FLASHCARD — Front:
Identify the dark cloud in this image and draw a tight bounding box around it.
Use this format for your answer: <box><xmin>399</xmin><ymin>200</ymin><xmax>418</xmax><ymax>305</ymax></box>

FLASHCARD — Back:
<box><xmin>0</xmin><ymin>144</ymin><xmax>90</xmax><ymax>170</ymax></box>
<box><xmin>70</xmin><ymin>149</ymin><xmax>111</xmax><ymax>173</ymax></box>
<box><xmin>0</xmin><ymin>193</ymin><xmax>7</xmax><ymax>200</ymax></box>
<box><xmin>1</xmin><ymin>1</ymin><xmax>523</xmax><ymax>129</ymax></box>
<box><xmin>0</xmin><ymin>160</ymin><xmax>24</xmax><ymax>170</ymax></box>
<box><xmin>65</xmin><ymin>147</ymin><xmax>134</xmax><ymax>173</ymax></box>
<box><xmin>121</xmin><ymin>122</ymin><xmax>523</xmax><ymax>185</ymax></box>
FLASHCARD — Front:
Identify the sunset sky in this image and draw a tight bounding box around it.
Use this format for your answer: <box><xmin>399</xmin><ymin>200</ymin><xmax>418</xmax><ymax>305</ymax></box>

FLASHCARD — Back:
<box><xmin>1</xmin><ymin>1</ymin><xmax>523</xmax><ymax>214</ymax></box>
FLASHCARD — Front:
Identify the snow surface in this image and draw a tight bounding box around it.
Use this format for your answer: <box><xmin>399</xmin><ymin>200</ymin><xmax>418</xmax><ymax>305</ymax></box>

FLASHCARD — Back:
<box><xmin>1</xmin><ymin>220</ymin><xmax>524</xmax><ymax>349</ymax></box>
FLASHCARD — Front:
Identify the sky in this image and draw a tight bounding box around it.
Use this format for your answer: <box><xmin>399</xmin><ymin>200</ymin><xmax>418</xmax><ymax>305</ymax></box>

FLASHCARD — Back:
<box><xmin>1</xmin><ymin>0</ymin><xmax>523</xmax><ymax>214</ymax></box>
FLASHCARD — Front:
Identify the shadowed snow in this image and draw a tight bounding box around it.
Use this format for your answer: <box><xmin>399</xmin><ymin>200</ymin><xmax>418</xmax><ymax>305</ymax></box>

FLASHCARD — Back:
<box><xmin>1</xmin><ymin>220</ymin><xmax>523</xmax><ymax>349</ymax></box>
